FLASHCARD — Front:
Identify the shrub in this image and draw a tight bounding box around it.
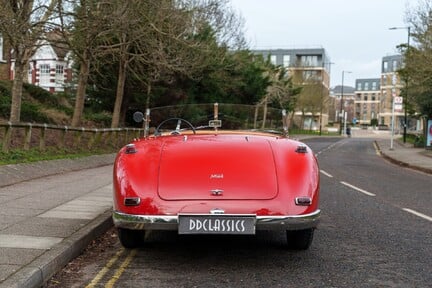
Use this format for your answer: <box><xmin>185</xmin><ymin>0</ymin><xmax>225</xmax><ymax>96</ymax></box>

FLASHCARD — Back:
<box><xmin>23</xmin><ymin>83</ymin><xmax>58</xmax><ymax>107</ymax></box>
<box><xmin>21</xmin><ymin>102</ymin><xmax>51</xmax><ymax>123</ymax></box>
<box><xmin>85</xmin><ymin>112</ymin><xmax>112</xmax><ymax>127</ymax></box>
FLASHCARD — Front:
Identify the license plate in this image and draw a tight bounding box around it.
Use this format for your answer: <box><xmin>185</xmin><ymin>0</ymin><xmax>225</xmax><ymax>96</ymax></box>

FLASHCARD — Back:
<box><xmin>178</xmin><ymin>215</ymin><xmax>256</xmax><ymax>235</ymax></box>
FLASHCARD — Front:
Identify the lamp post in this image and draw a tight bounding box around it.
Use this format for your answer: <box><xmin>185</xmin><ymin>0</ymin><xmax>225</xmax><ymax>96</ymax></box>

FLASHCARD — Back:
<box><xmin>339</xmin><ymin>70</ymin><xmax>352</xmax><ymax>135</ymax></box>
<box><xmin>389</xmin><ymin>26</ymin><xmax>410</xmax><ymax>143</ymax></box>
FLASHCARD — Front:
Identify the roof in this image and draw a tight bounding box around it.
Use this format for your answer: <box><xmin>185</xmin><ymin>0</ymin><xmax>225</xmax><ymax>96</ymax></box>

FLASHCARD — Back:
<box><xmin>331</xmin><ymin>85</ymin><xmax>355</xmax><ymax>94</ymax></box>
<box><xmin>45</xmin><ymin>30</ymin><xmax>69</xmax><ymax>59</ymax></box>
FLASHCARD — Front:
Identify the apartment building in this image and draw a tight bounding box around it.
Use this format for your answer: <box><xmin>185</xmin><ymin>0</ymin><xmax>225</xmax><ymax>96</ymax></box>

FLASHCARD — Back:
<box><xmin>330</xmin><ymin>85</ymin><xmax>355</xmax><ymax>125</ymax></box>
<box><xmin>355</xmin><ymin>78</ymin><xmax>381</xmax><ymax>126</ymax></box>
<box><xmin>379</xmin><ymin>55</ymin><xmax>405</xmax><ymax>130</ymax></box>
<box><xmin>252</xmin><ymin>48</ymin><xmax>331</xmax><ymax>131</ymax></box>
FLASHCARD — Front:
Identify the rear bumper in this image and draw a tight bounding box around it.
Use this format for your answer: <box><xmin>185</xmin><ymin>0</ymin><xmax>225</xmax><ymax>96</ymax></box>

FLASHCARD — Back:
<box><xmin>113</xmin><ymin>209</ymin><xmax>320</xmax><ymax>231</ymax></box>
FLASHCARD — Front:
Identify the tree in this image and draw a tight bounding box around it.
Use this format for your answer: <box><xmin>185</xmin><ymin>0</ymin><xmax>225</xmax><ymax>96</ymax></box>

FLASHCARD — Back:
<box><xmin>57</xmin><ymin>0</ymin><xmax>108</xmax><ymax>127</ymax></box>
<box><xmin>71</xmin><ymin>0</ymin><xmax>248</xmax><ymax>127</ymax></box>
<box><xmin>402</xmin><ymin>0</ymin><xmax>432</xmax><ymax>119</ymax></box>
<box><xmin>0</xmin><ymin>0</ymin><xmax>58</xmax><ymax>122</ymax></box>
<box><xmin>258</xmin><ymin>60</ymin><xmax>301</xmax><ymax>129</ymax></box>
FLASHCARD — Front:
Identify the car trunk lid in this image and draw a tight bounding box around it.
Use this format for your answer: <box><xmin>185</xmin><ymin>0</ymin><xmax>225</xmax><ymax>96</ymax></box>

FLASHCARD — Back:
<box><xmin>158</xmin><ymin>136</ymin><xmax>278</xmax><ymax>200</ymax></box>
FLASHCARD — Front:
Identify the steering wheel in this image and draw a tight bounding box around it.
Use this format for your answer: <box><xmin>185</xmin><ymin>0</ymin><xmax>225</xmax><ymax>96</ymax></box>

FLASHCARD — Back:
<box><xmin>154</xmin><ymin>118</ymin><xmax>196</xmax><ymax>135</ymax></box>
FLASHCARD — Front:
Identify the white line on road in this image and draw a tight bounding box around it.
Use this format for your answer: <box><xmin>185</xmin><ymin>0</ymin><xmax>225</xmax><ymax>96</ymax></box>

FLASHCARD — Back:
<box><xmin>340</xmin><ymin>181</ymin><xmax>376</xmax><ymax>197</ymax></box>
<box><xmin>320</xmin><ymin>170</ymin><xmax>333</xmax><ymax>178</ymax></box>
<box><xmin>402</xmin><ymin>208</ymin><xmax>432</xmax><ymax>222</ymax></box>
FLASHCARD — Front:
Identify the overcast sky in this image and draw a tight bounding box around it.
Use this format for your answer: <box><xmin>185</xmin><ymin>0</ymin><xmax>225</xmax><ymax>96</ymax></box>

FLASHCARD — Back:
<box><xmin>230</xmin><ymin>0</ymin><xmax>412</xmax><ymax>88</ymax></box>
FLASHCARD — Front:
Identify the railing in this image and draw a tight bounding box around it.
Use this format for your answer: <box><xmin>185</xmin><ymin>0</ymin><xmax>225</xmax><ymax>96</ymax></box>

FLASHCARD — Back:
<box><xmin>0</xmin><ymin>122</ymin><xmax>144</xmax><ymax>153</ymax></box>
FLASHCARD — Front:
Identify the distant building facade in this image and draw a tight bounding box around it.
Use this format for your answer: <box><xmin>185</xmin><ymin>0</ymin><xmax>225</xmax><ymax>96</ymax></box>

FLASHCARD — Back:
<box><xmin>354</xmin><ymin>78</ymin><xmax>381</xmax><ymax>125</ymax></box>
<box><xmin>330</xmin><ymin>85</ymin><xmax>355</xmax><ymax>126</ymax></box>
<box><xmin>9</xmin><ymin>31</ymin><xmax>73</xmax><ymax>93</ymax></box>
<box><xmin>0</xmin><ymin>34</ymin><xmax>9</xmax><ymax>80</ymax></box>
<box><xmin>252</xmin><ymin>48</ymin><xmax>331</xmax><ymax>131</ymax></box>
<box><xmin>379</xmin><ymin>54</ymin><xmax>405</xmax><ymax>130</ymax></box>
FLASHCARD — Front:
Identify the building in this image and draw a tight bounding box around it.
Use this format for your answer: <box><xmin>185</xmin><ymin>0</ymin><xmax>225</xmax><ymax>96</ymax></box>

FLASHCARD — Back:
<box><xmin>0</xmin><ymin>34</ymin><xmax>9</xmax><ymax>80</ymax></box>
<box><xmin>379</xmin><ymin>54</ymin><xmax>405</xmax><ymax>130</ymax></box>
<box><xmin>330</xmin><ymin>85</ymin><xmax>355</xmax><ymax>126</ymax></box>
<box><xmin>9</xmin><ymin>30</ymin><xmax>73</xmax><ymax>93</ymax></box>
<box><xmin>354</xmin><ymin>78</ymin><xmax>381</xmax><ymax>126</ymax></box>
<box><xmin>252</xmin><ymin>48</ymin><xmax>332</xmax><ymax>131</ymax></box>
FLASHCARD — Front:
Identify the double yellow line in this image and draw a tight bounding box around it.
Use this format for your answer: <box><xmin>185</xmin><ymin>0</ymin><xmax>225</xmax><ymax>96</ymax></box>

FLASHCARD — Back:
<box><xmin>85</xmin><ymin>248</ymin><xmax>137</xmax><ymax>288</ymax></box>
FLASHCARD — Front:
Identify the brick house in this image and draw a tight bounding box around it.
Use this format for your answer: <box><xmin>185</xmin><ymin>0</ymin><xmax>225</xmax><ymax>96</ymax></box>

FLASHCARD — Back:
<box><xmin>9</xmin><ymin>31</ymin><xmax>74</xmax><ymax>93</ymax></box>
<box><xmin>0</xmin><ymin>34</ymin><xmax>9</xmax><ymax>80</ymax></box>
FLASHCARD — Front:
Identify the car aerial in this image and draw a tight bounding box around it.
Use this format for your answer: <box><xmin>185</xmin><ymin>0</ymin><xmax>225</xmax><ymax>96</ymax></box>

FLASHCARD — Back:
<box><xmin>112</xmin><ymin>103</ymin><xmax>320</xmax><ymax>250</ymax></box>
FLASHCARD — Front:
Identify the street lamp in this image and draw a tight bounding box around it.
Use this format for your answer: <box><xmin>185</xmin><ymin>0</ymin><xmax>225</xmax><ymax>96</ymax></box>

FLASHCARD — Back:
<box><xmin>339</xmin><ymin>70</ymin><xmax>352</xmax><ymax>135</ymax></box>
<box><xmin>389</xmin><ymin>26</ymin><xmax>411</xmax><ymax>143</ymax></box>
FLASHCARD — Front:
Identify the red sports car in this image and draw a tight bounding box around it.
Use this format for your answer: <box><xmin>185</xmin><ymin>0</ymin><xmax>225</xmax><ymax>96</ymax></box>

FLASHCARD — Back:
<box><xmin>113</xmin><ymin>104</ymin><xmax>320</xmax><ymax>249</ymax></box>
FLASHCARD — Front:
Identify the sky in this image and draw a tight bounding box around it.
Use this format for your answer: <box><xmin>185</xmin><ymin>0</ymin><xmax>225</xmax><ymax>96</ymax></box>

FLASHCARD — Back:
<box><xmin>230</xmin><ymin>0</ymin><xmax>413</xmax><ymax>88</ymax></box>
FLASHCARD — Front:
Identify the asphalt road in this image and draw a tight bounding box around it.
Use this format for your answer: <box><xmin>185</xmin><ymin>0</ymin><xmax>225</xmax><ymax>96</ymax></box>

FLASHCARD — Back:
<box><xmin>47</xmin><ymin>137</ymin><xmax>432</xmax><ymax>288</ymax></box>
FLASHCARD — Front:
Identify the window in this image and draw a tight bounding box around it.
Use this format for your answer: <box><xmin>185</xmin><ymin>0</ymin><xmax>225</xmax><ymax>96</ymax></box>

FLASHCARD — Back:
<box><xmin>39</xmin><ymin>64</ymin><xmax>50</xmax><ymax>85</ymax></box>
<box><xmin>357</xmin><ymin>82</ymin><xmax>362</xmax><ymax>90</ymax></box>
<box><xmin>56</xmin><ymin>64</ymin><xmax>64</xmax><ymax>75</ymax></box>
<box><xmin>283</xmin><ymin>55</ymin><xmax>290</xmax><ymax>67</ymax></box>
<box><xmin>270</xmin><ymin>55</ymin><xmax>277</xmax><ymax>65</ymax></box>
<box><xmin>0</xmin><ymin>34</ymin><xmax>3</xmax><ymax>61</ymax></box>
<box><xmin>300</xmin><ymin>55</ymin><xmax>319</xmax><ymax>66</ymax></box>
<box><xmin>302</xmin><ymin>70</ymin><xmax>319</xmax><ymax>81</ymax></box>
<box><xmin>364</xmin><ymin>95</ymin><xmax>368</xmax><ymax>101</ymax></box>
<box><xmin>372</xmin><ymin>82</ymin><xmax>377</xmax><ymax>90</ymax></box>
<box><xmin>56</xmin><ymin>64</ymin><xmax>64</xmax><ymax>84</ymax></box>
<box><xmin>40</xmin><ymin>64</ymin><xmax>50</xmax><ymax>75</ymax></box>
<box><xmin>365</xmin><ymin>82</ymin><xmax>369</xmax><ymax>90</ymax></box>
<box><xmin>383</xmin><ymin>61</ymin><xmax>388</xmax><ymax>72</ymax></box>
<box><xmin>393</xmin><ymin>60</ymin><xmax>398</xmax><ymax>71</ymax></box>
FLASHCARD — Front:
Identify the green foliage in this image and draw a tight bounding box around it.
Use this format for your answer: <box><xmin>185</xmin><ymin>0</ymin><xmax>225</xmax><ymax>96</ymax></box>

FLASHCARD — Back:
<box><xmin>0</xmin><ymin>147</ymin><xmax>114</xmax><ymax>165</ymax></box>
<box><xmin>20</xmin><ymin>102</ymin><xmax>51</xmax><ymax>123</ymax></box>
<box><xmin>370</xmin><ymin>118</ymin><xmax>378</xmax><ymax>126</ymax></box>
<box><xmin>0</xmin><ymin>81</ymin><xmax>12</xmax><ymax>119</ymax></box>
<box><xmin>84</xmin><ymin>112</ymin><xmax>112</xmax><ymax>127</ymax></box>
<box><xmin>23</xmin><ymin>84</ymin><xmax>56</xmax><ymax>106</ymax></box>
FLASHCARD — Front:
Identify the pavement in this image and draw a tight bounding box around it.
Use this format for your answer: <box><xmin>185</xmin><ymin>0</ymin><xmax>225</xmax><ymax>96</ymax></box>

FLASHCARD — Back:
<box><xmin>0</xmin><ymin>130</ymin><xmax>431</xmax><ymax>288</ymax></box>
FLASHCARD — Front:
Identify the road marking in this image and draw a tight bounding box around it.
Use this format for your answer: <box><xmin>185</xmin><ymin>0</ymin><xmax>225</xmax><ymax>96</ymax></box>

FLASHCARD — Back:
<box><xmin>402</xmin><ymin>208</ymin><xmax>432</xmax><ymax>222</ymax></box>
<box><xmin>340</xmin><ymin>181</ymin><xmax>376</xmax><ymax>197</ymax></box>
<box><xmin>105</xmin><ymin>249</ymin><xmax>137</xmax><ymax>287</ymax></box>
<box><xmin>373</xmin><ymin>142</ymin><xmax>381</xmax><ymax>156</ymax></box>
<box><xmin>320</xmin><ymin>170</ymin><xmax>333</xmax><ymax>178</ymax></box>
<box><xmin>85</xmin><ymin>249</ymin><xmax>124</xmax><ymax>288</ymax></box>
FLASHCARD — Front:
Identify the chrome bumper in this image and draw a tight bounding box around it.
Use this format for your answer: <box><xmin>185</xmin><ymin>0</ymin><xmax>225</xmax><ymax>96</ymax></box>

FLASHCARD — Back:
<box><xmin>113</xmin><ymin>210</ymin><xmax>320</xmax><ymax>231</ymax></box>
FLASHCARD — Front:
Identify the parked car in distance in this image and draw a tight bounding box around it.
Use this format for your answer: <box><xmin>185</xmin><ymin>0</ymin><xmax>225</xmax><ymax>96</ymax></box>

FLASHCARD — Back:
<box><xmin>112</xmin><ymin>104</ymin><xmax>320</xmax><ymax>250</ymax></box>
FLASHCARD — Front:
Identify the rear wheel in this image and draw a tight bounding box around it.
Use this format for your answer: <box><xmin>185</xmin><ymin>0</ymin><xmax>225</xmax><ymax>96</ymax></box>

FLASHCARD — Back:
<box><xmin>286</xmin><ymin>228</ymin><xmax>314</xmax><ymax>250</ymax></box>
<box><xmin>117</xmin><ymin>228</ymin><xmax>143</xmax><ymax>249</ymax></box>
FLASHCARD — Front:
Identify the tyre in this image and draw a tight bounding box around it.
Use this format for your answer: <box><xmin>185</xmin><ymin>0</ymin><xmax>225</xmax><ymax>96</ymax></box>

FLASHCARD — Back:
<box><xmin>117</xmin><ymin>228</ymin><xmax>143</xmax><ymax>249</ymax></box>
<box><xmin>286</xmin><ymin>228</ymin><xmax>314</xmax><ymax>250</ymax></box>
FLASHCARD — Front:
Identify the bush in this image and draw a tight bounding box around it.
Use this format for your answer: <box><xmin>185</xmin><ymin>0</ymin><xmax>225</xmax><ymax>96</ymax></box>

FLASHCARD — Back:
<box><xmin>21</xmin><ymin>102</ymin><xmax>51</xmax><ymax>123</ymax></box>
<box><xmin>0</xmin><ymin>82</ymin><xmax>11</xmax><ymax>119</ymax></box>
<box><xmin>85</xmin><ymin>112</ymin><xmax>112</xmax><ymax>127</ymax></box>
<box><xmin>23</xmin><ymin>83</ymin><xmax>58</xmax><ymax>107</ymax></box>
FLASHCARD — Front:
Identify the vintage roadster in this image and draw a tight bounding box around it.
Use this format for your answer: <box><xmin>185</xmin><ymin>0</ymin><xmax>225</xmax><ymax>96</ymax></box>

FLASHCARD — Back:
<box><xmin>113</xmin><ymin>104</ymin><xmax>320</xmax><ymax>249</ymax></box>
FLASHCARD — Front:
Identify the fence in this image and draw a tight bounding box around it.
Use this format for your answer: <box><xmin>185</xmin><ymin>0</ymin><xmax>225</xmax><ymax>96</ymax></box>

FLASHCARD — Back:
<box><xmin>0</xmin><ymin>122</ymin><xmax>144</xmax><ymax>153</ymax></box>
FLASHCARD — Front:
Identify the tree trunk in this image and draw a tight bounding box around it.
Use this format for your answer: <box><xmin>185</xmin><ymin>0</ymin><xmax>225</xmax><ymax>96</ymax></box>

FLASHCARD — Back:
<box><xmin>145</xmin><ymin>82</ymin><xmax>152</xmax><ymax>111</ymax></box>
<box><xmin>10</xmin><ymin>62</ymin><xmax>25</xmax><ymax>122</ymax></box>
<box><xmin>261</xmin><ymin>97</ymin><xmax>268</xmax><ymax>129</ymax></box>
<box><xmin>71</xmin><ymin>60</ymin><xmax>90</xmax><ymax>127</ymax></box>
<box><xmin>111</xmin><ymin>57</ymin><xmax>128</xmax><ymax>128</ymax></box>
